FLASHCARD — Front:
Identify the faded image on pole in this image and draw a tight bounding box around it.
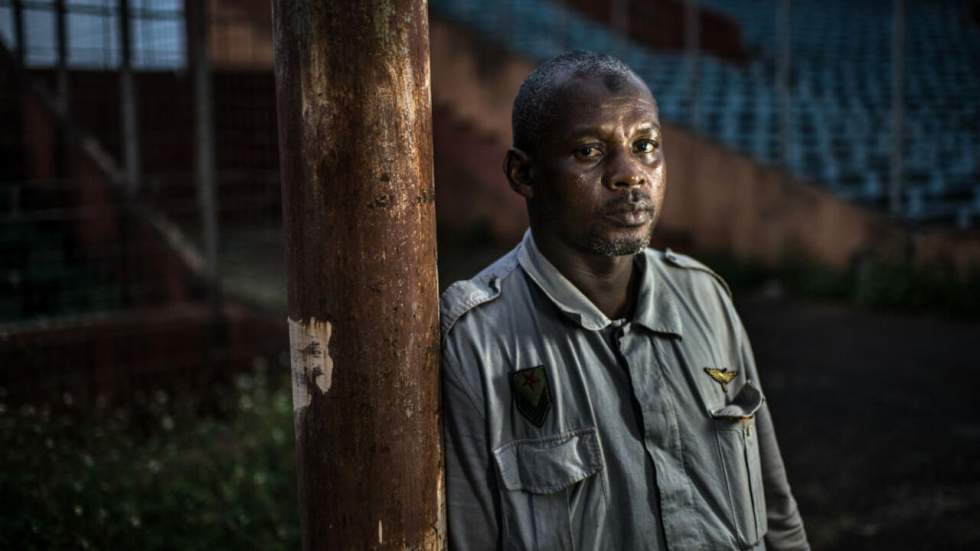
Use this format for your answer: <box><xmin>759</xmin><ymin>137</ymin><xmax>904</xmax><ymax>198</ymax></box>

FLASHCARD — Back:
<box><xmin>271</xmin><ymin>2</ymin><xmax>443</xmax><ymax>550</ymax></box>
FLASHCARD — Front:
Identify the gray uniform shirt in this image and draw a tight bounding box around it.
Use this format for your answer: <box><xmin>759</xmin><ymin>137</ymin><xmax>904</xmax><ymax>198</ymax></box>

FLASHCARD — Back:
<box><xmin>441</xmin><ymin>231</ymin><xmax>809</xmax><ymax>551</ymax></box>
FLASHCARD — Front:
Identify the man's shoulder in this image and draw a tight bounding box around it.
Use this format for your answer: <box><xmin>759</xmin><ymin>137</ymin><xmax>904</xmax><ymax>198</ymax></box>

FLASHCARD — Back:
<box><xmin>440</xmin><ymin>245</ymin><xmax>524</xmax><ymax>338</ymax></box>
<box><xmin>644</xmin><ymin>247</ymin><xmax>732</xmax><ymax>298</ymax></box>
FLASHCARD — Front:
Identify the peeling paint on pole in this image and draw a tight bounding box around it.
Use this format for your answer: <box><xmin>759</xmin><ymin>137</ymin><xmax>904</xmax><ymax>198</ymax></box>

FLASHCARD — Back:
<box><xmin>287</xmin><ymin>317</ymin><xmax>334</xmax><ymax>411</ymax></box>
<box><xmin>272</xmin><ymin>1</ymin><xmax>443</xmax><ymax>549</ymax></box>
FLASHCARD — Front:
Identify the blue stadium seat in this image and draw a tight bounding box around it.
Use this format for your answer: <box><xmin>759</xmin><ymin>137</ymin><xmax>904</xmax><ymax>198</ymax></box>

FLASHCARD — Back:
<box><xmin>431</xmin><ymin>0</ymin><xmax>980</xmax><ymax>228</ymax></box>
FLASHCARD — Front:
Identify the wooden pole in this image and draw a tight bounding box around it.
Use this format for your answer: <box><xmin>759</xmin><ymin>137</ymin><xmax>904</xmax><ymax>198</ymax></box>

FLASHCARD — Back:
<box><xmin>271</xmin><ymin>1</ymin><xmax>443</xmax><ymax>549</ymax></box>
<box><xmin>118</xmin><ymin>0</ymin><xmax>142</xmax><ymax>194</ymax></box>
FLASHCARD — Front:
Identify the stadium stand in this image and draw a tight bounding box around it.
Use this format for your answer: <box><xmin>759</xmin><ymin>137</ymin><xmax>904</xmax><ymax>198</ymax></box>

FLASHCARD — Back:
<box><xmin>430</xmin><ymin>0</ymin><xmax>980</xmax><ymax>229</ymax></box>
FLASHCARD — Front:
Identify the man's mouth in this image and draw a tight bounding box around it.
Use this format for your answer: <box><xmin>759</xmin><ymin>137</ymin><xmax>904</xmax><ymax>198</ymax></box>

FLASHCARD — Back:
<box><xmin>606</xmin><ymin>209</ymin><xmax>653</xmax><ymax>227</ymax></box>
<box><xmin>603</xmin><ymin>206</ymin><xmax>653</xmax><ymax>227</ymax></box>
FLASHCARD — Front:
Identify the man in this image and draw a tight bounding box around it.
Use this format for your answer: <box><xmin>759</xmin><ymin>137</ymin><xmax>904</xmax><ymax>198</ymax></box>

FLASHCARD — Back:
<box><xmin>441</xmin><ymin>51</ymin><xmax>809</xmax><ymax>550</ymax></box>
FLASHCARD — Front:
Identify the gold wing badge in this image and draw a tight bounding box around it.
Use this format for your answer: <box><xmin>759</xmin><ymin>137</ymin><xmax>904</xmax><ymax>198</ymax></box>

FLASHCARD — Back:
<box><xmin>703</xmin><ymin>367</ymin><xmax>738</xmax><ymax>392</ymax></box>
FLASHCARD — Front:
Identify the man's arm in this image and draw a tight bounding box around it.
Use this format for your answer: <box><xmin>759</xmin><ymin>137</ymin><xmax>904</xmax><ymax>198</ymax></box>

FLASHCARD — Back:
<box><xmin>442</xmin><ymin>340</ymin><xmax>500</xmax><ymax>550</ymax></box>
<box><xmin>738</xmin><ymin>321</ymin><xmax>811</xmax><ymax>551</ymax></box>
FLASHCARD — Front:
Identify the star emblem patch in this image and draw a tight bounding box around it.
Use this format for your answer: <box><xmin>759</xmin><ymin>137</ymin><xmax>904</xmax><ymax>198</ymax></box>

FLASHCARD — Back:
<box><xmin>704</xmin><ymin>367</ymin><xmax>738</xmax><ymax>391</ymax></box>
<box><xmin>511</xmin><ymin>366</ymin><xmax>551</xmax><ymax>427</ymax></box>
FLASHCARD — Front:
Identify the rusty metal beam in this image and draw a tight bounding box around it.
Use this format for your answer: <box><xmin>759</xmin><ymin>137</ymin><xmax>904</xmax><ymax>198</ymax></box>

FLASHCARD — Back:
<box><xmin>777</xmin><ymin>0</ymin><xmax>792</xmax><ymax>166</ymax></box>
<box><xmin>118</xmin><ymin>0</ymin><xmax>142</xmax><ymax>194</ymax></box>
<box><xmin>11</xmin><ymin>0</ymin><xmax>25</xmax><ymax>68</ymax></box>
<box><xmin>54</xmin><ymin>0</ymin><xmax>69</xmax><ymax>114</ymax></box>
<box><xmin>271</xmin><ymin>1</ymin><xmax>443</xmax><ymax>549</ymax></box>
<box><xmin>185</xmin><ymin>0</ymin><xmax>221</xmax><ymax>313</ymax></box>
<box><xmin>890</xmin><ymin>0</ymin><xmax>905</xmax><ymax>217</ymax></box>
<box><xmin>611</xmin><ymin>0</ymin><xmax>630</xmax><ymax>59</ymax></box>
<box><xmin>685</xmin><ymin>0</ymin><xmax>700</xmax><ymax>128</ymax></box>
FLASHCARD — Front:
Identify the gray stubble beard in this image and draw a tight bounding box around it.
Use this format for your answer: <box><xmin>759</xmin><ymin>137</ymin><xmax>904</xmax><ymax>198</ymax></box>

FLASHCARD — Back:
<box><xmin>583</xmin><ymin>224</ymin><xmax>655</xmax><ymax>257</ymax></box>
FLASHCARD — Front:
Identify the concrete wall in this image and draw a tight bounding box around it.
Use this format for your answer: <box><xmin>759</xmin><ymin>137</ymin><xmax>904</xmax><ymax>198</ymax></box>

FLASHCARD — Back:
<box><xmin>0</xmin><ymin>304</ymin><xmax>285</xmax><ymax>406</ymax></box>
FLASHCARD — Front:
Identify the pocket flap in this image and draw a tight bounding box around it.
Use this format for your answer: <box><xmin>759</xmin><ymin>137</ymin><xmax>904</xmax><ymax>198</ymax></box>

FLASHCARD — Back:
<box><xmin>711</xmin><ymin>380</ymin><xmax>764</xmax><ymax>419</ymax></box>
<box><xmin>493</xmin><ymin>428</ymin><xmax>602</xmax><ymax>494</ymax></box>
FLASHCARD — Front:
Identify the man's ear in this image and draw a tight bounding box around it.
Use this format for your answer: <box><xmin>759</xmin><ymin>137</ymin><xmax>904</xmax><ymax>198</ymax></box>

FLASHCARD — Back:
<box><xmin>504</xmin><ymin>148</ymin><xmax>535</xmax><ymax>199</ymax></box>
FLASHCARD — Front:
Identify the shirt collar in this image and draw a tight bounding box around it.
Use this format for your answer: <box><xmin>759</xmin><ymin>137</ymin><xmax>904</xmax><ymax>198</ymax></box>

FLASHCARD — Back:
<box><xmin>632</xmin><ymin>251</ymin><xmax>684</xmax><ymax>337</ymax></box>
<box><xmin>517</xmin><ymin>230</ymin><xmax>683</xmax><ymax>336</ymax></box>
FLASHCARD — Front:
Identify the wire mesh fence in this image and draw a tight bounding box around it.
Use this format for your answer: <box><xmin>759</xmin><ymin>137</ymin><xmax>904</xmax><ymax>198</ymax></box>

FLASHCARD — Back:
<box><xmin>0</xmin><ymin>0</ymin><xmax>284</xmax><ymax>405</ymax></box>
<box><xmin>2</xmin><ymin>0</ymin><xmax>979</xmax><ymax>399</ymax></box>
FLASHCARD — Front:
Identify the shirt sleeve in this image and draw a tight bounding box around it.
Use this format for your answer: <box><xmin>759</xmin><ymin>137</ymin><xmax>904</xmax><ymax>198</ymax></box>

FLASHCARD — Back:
<box><xmin>737</xmin><ymin>320</ymin><xmax>811</xmax><ymax>551</ymax></box>
<box><xmin>442</xmin><ymin>336</ymin><xmax>501</xmax><ymax>550</ymax></box>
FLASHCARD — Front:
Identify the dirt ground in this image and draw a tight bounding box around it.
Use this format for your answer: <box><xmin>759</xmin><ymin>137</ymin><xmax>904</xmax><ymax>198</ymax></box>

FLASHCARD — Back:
<box><xmin>439</xmin><ymin>241</ymin><xmax>980</xmax><ymax>550</ymax></box>
<box><xmin>738</xmin><ymin>294</ymin><xmax>980</xmax><ymax>550</ymax></box>
<box><xmin>223</xmin><ymin>229</ymin><xmax>979</xmax><ymax>548</ymax></box>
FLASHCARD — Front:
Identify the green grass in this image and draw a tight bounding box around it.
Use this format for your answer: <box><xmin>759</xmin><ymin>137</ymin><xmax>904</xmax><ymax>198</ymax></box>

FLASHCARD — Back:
<box><xmin>0</xmin><ymin>365</ymin><xmax>299</xmax><ymax>550</ymax></box>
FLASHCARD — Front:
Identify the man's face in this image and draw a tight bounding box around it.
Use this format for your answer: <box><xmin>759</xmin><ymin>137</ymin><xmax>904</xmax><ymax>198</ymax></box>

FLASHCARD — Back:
<box><xmin>529</xmin><ymin>73</ymin><xmax>665</xmax><ymax>257</ymax></box>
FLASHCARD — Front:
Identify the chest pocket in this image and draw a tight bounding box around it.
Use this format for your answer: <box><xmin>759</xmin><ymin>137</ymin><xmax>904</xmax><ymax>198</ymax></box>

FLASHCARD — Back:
<box><xmin>493</xmin><ymin>428</ymin><xmax>603</xmax><ymax>551</ymax></box>
<box><xmin>711</xmin><ymin>381</ymin><xmax>768</xmax><ymax>549</ymax></box>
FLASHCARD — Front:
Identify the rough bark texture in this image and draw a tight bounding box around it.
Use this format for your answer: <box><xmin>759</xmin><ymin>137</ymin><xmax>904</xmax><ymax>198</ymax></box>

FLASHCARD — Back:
<box><xmin>272</xmin><ymin>2</ymin><xmax>443</xmax><ymax>549</ymax></box>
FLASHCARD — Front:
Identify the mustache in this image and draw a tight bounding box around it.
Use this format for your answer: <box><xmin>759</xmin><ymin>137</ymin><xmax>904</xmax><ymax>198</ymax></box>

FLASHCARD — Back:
<box><xmin>601</xmin><ymin>191</ymin><xmax>655</xmax><ymax>214</ymax></box>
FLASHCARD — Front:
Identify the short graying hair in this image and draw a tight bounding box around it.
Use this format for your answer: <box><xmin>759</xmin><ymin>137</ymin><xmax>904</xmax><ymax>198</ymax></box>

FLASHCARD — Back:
<box><xmin>511</xmin><ymin>51</ymin><xmax>642</xmax><ymax>154</ymax></box>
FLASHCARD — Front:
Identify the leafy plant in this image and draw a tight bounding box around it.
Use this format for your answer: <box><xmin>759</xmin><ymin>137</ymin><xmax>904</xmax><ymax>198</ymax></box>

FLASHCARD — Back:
<box><xmin>0</xmin><ymin>364</ymin><xmax>299</xmax><ymax>550</ymax></box>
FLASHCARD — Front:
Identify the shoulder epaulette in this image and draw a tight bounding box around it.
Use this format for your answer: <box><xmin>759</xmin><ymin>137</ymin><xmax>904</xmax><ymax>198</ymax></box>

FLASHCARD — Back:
<box><xmin>661</xmin><ymin>248</ymin><xmax>732</xmax><ymax>297</ymax></box>
<box><xmin>440</xmin><ymin>249</ymin><xmax>520</xmax><ymax>337</ymax></box>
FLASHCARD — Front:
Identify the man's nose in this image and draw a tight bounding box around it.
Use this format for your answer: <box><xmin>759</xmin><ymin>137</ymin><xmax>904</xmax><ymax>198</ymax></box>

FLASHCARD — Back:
<box><xmin>605</xmin><ymin>151</ymin><xmax>646</xmax><ymax>190</ymax></box>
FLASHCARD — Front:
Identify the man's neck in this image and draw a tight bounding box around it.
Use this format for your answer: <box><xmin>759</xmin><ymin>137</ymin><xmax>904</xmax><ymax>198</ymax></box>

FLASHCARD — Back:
<box><xmin>533</xmin><ymin>234</ymin><xmax>638</xmax><ymax>321</ymax></box>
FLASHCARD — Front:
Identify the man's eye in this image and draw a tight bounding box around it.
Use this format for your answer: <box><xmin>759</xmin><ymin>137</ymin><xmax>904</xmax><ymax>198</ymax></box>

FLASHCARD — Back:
<box><xmin>574</xmin><ymin>145</ymin><xmax>602</xmax><ymax>160</ymax></box>
<box><xmin>633</xmin><ymin>139</ymin><xmax>660</xmax><ymax>154</ymax></box>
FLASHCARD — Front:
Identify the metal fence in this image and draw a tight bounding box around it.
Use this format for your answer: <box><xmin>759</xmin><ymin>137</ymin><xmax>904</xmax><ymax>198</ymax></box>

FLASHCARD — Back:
<box><xmin>0</xmin><ymin>0</ymin><xmax>284</xmax><ymax>403</ymax></box>
<box><xmin>1</xmin><ymin>0</ymin><xmax>978</xmax><ymax>401</ymax></box>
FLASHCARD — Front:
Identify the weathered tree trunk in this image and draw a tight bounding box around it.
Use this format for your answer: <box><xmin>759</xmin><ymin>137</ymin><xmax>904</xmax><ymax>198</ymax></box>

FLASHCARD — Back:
<box><xmin>271</xmin><ymin>2</ymin><xmax>443</xmax><ymax>549</ymax></box>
